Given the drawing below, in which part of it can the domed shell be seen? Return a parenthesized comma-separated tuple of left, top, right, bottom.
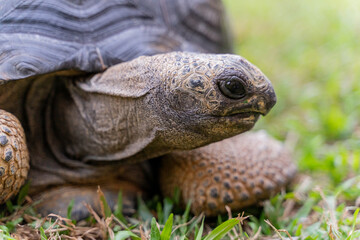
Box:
(0, 0, 231, 82)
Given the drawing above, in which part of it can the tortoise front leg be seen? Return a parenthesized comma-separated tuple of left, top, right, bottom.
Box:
(0, 110, 29, 203)
(33, 182, 145, 220)
(31, 162, 152, 220)
(159, 131, 296, 216)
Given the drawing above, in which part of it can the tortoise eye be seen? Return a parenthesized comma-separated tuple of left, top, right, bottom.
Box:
(219, 76, 246, 99)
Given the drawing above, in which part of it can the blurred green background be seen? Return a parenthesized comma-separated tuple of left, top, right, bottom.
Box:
(2, 2, 360, 239)
(224, 0, 360, 185)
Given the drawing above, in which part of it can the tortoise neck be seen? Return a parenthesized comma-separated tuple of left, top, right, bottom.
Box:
(51, 78, 161, 163)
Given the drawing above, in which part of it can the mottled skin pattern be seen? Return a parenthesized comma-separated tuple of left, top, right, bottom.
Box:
(0, 110, 29, 202)
(0, 52, 282, 218)
(53, 52, 275, 165)
(0, 0, 295, 219)
(160, 132, 296, 216)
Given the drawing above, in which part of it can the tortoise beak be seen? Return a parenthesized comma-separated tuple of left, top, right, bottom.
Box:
(260, 87, 277, 116)
(253, 85, 277, 116)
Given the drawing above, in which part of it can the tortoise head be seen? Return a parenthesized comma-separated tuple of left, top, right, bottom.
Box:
(53, 52, 276, 162)
(151, 52, 276, 148)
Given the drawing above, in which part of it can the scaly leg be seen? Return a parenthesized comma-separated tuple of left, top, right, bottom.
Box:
(34, 181, 145, 220)
(0, 110, 29, 203)
(159, 131, 296, 216)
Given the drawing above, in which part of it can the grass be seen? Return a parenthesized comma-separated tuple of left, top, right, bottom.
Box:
(222, 0, 360, 238)
(1, 0, 360, 239)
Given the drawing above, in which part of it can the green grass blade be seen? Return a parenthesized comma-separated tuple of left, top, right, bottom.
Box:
(173, 187, 180, 206)
(203, 218, 240, 240)
(194, 218, 204, 240)
(1, 235, 16, 240)
(67, 199, 74, 219)
(295, 224, 303, 236)
(0, 225, 16, 240)
(182, 200, 191, 221)
(5, 218, 23, 233)
(348, 230, 360, 239)
(157, 202, 164, 224)
(179, 200, 192, 235)
(163, 198, 174, 224)
(346, 208, 360, 240)
(351, 208, 359, 233)
(17, 181, 30, 205)
(138, 196, 154, 221)
(151, 217, 161, 240)
(114, 230, 141, 240)
(294, 198, 316, 219)
(98, 190, 112, 218)
(5, 201, 14, 213)
(39, 227, 47, 240)
(114, 191, 127, 224)
(160, 213, 173, 240)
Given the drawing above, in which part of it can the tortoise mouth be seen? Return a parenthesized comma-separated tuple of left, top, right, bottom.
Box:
(199, 112, 261, 136)
(211, 111, 261, 127)
(209, 100, 269, 118)
(224, 112, 260, 123)
(210, 108, 263, 118)
(224, 107, 268, 117)
(227, 111, 259, 118)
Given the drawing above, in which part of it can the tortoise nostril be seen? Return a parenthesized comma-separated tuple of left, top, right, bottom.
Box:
(256, 100, 267, 115)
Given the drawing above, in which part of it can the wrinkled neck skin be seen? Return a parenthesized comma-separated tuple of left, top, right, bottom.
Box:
(51, 52, 275, 165)
(51, 58, 203, 164)
(52, 76, 160, 164)
(52, 80, 221, 165)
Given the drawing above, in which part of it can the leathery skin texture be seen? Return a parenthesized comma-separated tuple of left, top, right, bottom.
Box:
(0, 0, 295, 219)
(51, 52, 276, 165)
(0, 110, 29, 203)
(0, 51, 289, 218)
(159, 131, 296, 216)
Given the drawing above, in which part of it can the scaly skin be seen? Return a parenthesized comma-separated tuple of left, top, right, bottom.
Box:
(0, 110, 29, 203)
(0, 52, 289, 218)
(52, 52, 276, 165)
(0, 0, 292, 220)
(159, 132, 296, 216)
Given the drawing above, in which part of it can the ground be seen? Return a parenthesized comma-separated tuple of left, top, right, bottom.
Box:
(1, 0, 360, 239)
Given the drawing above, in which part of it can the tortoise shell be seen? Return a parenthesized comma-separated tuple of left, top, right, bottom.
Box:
(0, 0, 231, 82)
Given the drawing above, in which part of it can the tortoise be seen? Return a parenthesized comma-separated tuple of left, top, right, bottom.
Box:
(0, 0, 296, 219)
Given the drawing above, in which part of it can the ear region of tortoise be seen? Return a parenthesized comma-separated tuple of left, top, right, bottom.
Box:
(159, 131, 296, 216)
(0, 110, 29, 203)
